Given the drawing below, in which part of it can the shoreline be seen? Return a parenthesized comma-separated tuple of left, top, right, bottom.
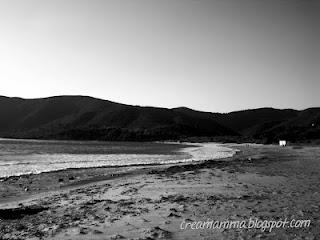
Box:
(0, 141, 236, 179)
(0, 144, 240, 206)
(1, 143, 319, 239)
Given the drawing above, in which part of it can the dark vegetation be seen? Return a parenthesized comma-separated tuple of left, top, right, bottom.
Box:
(0, 95, 319, 143)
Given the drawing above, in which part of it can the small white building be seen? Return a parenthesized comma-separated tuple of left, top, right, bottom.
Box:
(279, 140, 287, 147)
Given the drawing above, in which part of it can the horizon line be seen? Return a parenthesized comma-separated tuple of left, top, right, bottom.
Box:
(0, 94, 318, 114)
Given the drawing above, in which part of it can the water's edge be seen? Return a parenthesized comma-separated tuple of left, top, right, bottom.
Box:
(0, 141, 238, 179)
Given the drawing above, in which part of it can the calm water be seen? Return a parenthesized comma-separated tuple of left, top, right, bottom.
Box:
(0, 138, 236, 178)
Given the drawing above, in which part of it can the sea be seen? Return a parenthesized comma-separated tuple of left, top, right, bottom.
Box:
(0, 138, 237, 178)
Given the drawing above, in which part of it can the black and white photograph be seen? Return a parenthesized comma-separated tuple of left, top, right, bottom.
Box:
(0, 0, 320, 239)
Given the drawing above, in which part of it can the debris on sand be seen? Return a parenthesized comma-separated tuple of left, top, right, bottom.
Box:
(0, 205, 49, 220)
(167, 212, 181, 218)
(110, 234, 125, 239)
(141, 226, 171, 239)
(93, 229, 103, 234)
(79, 227, 90, 235)
(69, 176, 75, 181)
(159, 194, 195, 203)
(170, 204, 186, 213)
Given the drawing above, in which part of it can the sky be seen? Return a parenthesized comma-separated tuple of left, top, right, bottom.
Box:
(0, 0, 319, 113)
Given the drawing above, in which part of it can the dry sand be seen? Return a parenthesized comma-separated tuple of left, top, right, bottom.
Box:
(0, 144, 320, 239)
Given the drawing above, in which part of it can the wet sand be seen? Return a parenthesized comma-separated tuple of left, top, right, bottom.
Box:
(0, 144, 320, 239)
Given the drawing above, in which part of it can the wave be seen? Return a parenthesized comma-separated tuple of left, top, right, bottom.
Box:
(0, 143, 237, 178)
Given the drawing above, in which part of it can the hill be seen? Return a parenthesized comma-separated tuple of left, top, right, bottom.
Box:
(151, 106, 320, 143)
(249, 108, 320, 143)
(0, 96, 319, 142)
(0, 96, 236, 141)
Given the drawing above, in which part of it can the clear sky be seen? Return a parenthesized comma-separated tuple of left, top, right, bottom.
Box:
(0, 0, 319, 113)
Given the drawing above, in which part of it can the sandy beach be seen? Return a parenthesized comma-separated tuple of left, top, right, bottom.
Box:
(1, 143, 320, 240)
(1, 0, 319, 238)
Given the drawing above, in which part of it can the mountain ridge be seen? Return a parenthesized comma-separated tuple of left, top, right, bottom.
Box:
(0, 95, 319, 142)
